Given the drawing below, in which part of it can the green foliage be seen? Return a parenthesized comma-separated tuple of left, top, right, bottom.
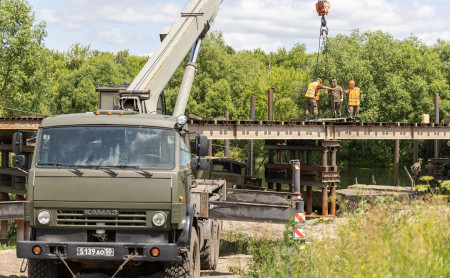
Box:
(0, 0, 50, 116)
(244, 199, 450, 278)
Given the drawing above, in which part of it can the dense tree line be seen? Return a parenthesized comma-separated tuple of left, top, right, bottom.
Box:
(1, 0, 449, 166)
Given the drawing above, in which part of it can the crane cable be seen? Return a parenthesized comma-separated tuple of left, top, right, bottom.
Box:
(313, 1, 333, 80)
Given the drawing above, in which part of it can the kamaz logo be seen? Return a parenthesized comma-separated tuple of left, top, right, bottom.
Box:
(83, 209, 119, 217)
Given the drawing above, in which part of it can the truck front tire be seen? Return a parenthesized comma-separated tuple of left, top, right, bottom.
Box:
(28, 259, 57, 278)
(164, 227, 200, 277)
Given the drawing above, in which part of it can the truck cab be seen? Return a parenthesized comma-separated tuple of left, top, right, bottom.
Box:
(16, 111, 222, 277)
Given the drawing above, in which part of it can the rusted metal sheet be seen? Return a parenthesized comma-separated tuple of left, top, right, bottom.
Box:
(226, 188, 292, 206)
(208, 200, 294, 223)
(0, 201, 24, 220)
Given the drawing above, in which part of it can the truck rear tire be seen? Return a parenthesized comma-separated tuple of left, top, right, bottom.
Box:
(28, 259, 57, 278)
(200, 220, 220, 270)
(164, 227, 200, 277)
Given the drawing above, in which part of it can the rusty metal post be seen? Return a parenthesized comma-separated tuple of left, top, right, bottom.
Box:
(306, 186, 313, 215)
(413, 140, 418, 164)
(322, 187, 328, 216)
(224, 111, 230, 157)
(247, 96, 256, 176)
(330, 183, 336, 216)
(394, 139, 400, 186)
(268, 88, 274, 121)
(331, 148, 337, 168)
(434, 93, 439, 158)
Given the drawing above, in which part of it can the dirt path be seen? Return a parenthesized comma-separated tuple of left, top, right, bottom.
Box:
(0, 219, 342, 277)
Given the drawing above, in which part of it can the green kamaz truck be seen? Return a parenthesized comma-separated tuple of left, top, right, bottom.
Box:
(15, 1, 225, 277)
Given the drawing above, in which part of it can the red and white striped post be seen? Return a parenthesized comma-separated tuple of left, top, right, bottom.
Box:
(291, 160, 305, 240)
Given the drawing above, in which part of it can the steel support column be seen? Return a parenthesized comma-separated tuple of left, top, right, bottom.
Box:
(394, 139, 400, 186)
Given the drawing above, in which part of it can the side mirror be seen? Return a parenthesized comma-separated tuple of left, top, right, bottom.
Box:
(12, 155, 26, 168)
(191, 158, 209, 171)
(13, 132, 24, 154)
(195, 135, 209, 157)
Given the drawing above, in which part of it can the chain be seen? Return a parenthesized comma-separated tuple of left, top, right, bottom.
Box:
(111, 252, 139, 278)
(56, 251, 77, 278)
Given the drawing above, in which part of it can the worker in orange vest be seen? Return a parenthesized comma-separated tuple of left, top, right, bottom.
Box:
(345, 80, 363, 121)
(304, 78, 323, 121)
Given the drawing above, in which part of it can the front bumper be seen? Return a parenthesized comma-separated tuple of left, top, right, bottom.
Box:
(17, 241, 179, 262)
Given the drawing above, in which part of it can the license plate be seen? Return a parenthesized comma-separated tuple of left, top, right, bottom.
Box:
(76, 247, 114, 257)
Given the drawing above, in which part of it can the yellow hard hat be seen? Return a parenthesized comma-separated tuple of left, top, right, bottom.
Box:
(349, 80, 355, 86)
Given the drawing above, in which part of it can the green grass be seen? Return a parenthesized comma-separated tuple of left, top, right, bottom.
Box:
(243, 197, 450, 278)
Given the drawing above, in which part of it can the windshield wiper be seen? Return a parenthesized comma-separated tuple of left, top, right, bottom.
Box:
(136, 169, 153, 178)
(39, 163, 85, 176)
(97, 167, 118, 177)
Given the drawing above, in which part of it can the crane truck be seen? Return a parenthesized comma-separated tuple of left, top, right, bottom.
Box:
(15, 0, 225, 277)
(14, 0, 308, 276)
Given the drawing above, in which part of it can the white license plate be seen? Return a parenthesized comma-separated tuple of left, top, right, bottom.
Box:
(76, 247, 114, 257)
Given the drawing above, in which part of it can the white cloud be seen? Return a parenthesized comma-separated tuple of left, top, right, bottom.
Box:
(38, 0, 182, 31)
(90, 28, 149, 45)
(223, 32, 283, 52)
(40, 9, 60, 24)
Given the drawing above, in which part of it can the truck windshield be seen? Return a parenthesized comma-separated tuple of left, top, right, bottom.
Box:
(37, 126, 175, 169)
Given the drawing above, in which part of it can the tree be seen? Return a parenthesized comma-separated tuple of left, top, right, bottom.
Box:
(0, 0, 50, 115)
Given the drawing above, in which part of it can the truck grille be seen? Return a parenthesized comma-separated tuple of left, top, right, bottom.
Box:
(56, 210, 147, 227)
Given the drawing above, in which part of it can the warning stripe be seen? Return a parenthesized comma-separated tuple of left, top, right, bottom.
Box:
(292, 195, 302, 200)
(295, 212, 306, 222)
(295, 164, 300, 169)
(294, 228, 305, 239)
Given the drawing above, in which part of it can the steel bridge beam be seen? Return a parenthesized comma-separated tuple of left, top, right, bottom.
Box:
(189, 121, 450, 140)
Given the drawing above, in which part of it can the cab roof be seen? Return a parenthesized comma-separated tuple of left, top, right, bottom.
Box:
(40, 112, 179, 129)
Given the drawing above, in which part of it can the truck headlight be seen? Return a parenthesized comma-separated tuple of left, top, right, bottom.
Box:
(152, 212, 166, 227)
(37, 210, 51, 225)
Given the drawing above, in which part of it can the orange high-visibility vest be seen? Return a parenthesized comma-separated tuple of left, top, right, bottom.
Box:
(348, 87, 361, 106)
(305, 81, 321, 99)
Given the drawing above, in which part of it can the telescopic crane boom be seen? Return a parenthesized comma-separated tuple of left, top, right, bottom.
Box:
(125, 0, 222, 115)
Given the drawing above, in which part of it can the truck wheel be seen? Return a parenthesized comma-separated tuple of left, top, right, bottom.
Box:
(200, 220, 220, 270)
(28, 259, 57, 278)
(164, 227, 200, 277)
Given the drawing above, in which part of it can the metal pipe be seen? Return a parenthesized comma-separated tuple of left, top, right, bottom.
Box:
(292, 160, 301, 195)
(322, 187, 328, 216)
(172, 62, 198, 116)
(268, 88, 274, 121)
(394, 139, 400, 186)
(190, 39, 202, 63)
(434, 93, 439, 158)
(208, 139, 213, 156)
(224, 111, 229, 157)
(173, 39, 202, 117)
(247, 96, 256, 175)
(330, 183, 336, 216)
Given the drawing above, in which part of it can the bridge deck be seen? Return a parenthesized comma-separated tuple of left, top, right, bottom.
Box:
(189, 120, 450, 140)
(0, 117, 448, 140)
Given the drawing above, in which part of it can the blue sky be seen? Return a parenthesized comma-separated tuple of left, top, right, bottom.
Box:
(29, 0, 450, 55)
